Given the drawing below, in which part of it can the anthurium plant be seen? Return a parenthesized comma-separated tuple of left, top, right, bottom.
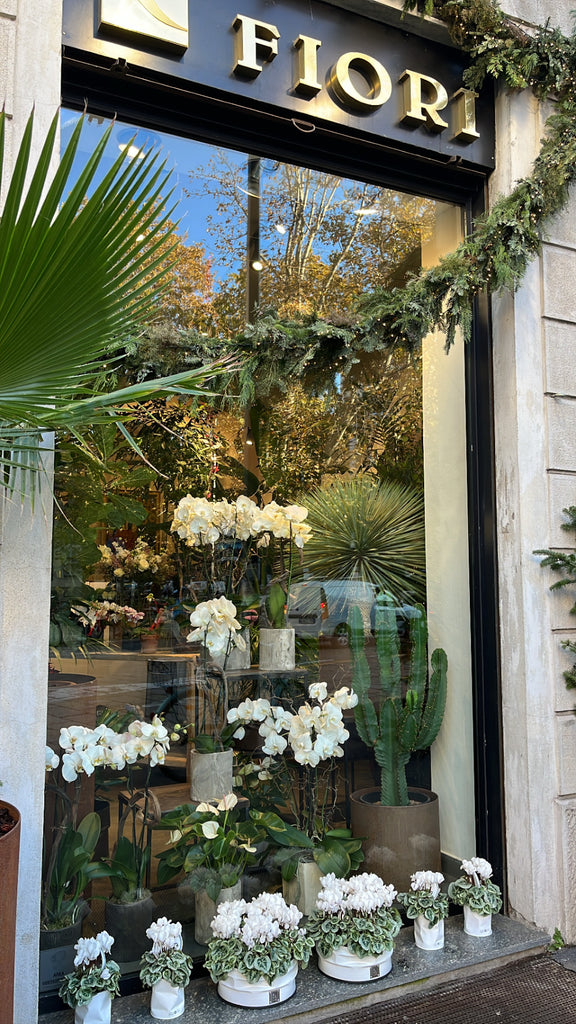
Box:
(156, 793, 266, 900)
(306, 873, 402, 958)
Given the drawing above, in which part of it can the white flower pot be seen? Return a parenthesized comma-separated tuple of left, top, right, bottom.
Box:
(189, 748, 234, 803)
(217, 962, 297, 1006)
(282, 860, 322, 916)
(259, 628, 295, 671)
(463, 905, 492, 936)
(74, 991, 112, 1024)
(194, 880, 242, 945)
(150, 979, 185, 1019)
(317, 945, 392, 982)
(414, 915, 445, 950)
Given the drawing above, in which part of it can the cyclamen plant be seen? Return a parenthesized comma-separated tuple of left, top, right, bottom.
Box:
(397, 870, 449, 927)
(306, 873, 402, 958)
(59, 931, 120, 1008)
(448, 857, 503, 917)
(204, 893, 315, 985)
(139, 917, 193, 990)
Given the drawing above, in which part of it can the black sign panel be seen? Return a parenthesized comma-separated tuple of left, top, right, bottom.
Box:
(62, 0, 494, 170)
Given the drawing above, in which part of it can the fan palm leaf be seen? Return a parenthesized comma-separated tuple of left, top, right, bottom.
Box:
(0, 108, 230, 493)
(303, 475, 426, 603)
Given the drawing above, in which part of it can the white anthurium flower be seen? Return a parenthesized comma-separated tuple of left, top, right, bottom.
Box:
(217, 793, 238, 811)
(196, 800, 218, 813)
(201, 820, 220, 839)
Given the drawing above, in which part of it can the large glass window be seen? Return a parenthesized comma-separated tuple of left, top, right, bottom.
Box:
(44, 110, 473, 979)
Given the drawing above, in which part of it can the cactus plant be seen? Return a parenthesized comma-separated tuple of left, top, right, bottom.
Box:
(349, 594, 447, 806)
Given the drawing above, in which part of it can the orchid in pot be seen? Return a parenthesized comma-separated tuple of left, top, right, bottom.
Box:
(448, 857, 502, 936)
(204, 892, 314, 1006)
(59, 931, 120, 1024)
(397, 870, 449, 950)
(139, 917, 193, 1020)
(228, 683, 363, 913)
(156, 792, 267, 945)
(306, 872, 402, 982)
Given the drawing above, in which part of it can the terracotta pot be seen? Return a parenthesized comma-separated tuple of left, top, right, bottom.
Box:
(350, 787, 440, 892)
(140, 634, 159, 654)
(0, 801, 20, 1024)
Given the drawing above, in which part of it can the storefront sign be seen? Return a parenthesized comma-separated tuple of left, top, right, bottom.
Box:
(62, 0, 494, 168)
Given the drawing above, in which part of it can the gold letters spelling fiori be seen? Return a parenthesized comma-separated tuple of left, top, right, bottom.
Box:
(232, 15, 480, 141)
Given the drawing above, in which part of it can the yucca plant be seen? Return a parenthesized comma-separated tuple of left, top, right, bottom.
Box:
(303, 475, 425, 603)
(0, 108, 228, 496)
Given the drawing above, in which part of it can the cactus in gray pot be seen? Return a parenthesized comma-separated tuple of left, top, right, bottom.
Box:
(349, 593, 447, 806)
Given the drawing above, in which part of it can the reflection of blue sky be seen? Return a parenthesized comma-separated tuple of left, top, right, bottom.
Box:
(60, 108, 243, 266)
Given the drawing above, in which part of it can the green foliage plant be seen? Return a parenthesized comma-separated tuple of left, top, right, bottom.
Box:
(534, 506, 576, 691)
(350, 594, 448, 805)
(156, 793, 266, 900)
(252, 809, 364, 882)
(303, 476, 425, 603)
(306, 873, 402, 958)
(42, 811, 110, 929)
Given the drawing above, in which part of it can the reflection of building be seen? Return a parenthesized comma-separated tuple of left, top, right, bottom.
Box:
(3, 1, 576, 1020)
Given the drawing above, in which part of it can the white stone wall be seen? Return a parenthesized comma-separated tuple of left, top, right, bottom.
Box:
(0, 2, 62, 1022)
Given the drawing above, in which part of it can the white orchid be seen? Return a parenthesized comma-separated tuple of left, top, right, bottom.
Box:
(45, 746, 59, 771)
(187, 595, 246, 656)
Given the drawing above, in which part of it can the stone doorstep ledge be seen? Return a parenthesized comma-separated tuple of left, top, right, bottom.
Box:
(39, 914, 549, 1024)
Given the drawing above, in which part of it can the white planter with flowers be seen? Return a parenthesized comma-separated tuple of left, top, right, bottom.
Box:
(59, 932, 120, 1024)
(307, 873, 401, 983)
(397, 870, 449, 951)
(204, 892, 314, 1007)
(139, 917, 192, 1020)
(448, 858, 502, 937)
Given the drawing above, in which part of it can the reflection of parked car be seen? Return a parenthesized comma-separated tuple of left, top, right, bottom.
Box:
(287, 580, 418, 643)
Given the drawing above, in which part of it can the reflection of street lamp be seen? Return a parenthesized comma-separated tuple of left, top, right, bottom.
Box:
(246, 156, 261, 322)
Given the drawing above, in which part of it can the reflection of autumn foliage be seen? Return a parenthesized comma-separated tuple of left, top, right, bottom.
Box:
(257, 351, 423, 500)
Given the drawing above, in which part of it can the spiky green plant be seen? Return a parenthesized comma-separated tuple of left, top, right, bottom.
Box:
(0, 108, 229, 496)
(303, 476, 425, 603)
(350, 594, 447, 805)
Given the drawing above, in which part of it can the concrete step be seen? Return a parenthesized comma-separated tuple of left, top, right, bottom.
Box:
(39, 914, 549, 1024)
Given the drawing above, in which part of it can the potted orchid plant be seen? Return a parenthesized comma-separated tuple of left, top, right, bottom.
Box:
(227, 683, 363, 913)
(59, 931, 120, 1024)
(156, 792, 266, 945)
(397, 870, 449, 949)
(204, 892, 314, 1006)
(448, 857, 502, 936)
(306, 872, 402, 982)
(139, 917, 193, 1020)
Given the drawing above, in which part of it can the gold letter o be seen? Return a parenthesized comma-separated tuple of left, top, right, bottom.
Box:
(328, 52, 392, 111)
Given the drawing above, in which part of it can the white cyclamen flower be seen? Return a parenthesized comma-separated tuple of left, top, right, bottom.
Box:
(461, 857, 493, 884)
(410, 870, 444, 897)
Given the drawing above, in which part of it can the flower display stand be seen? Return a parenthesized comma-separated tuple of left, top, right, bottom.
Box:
(317, 946, 392, 982)
(217, 962, 298, 1006)
(414, 916, 445, 950)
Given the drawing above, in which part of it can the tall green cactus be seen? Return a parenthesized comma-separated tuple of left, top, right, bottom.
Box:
(350, 594, 447, 806)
